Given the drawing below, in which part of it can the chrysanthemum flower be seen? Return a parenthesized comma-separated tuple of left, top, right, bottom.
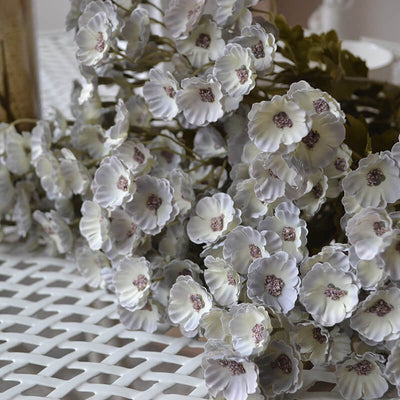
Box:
(202, 346, 258, 400)
(125, 174, 177, 235)
(288, 80, 345, 122)
(346, 207, 392, 260)
(350, 286, 400, 342)
(176, 16, 224, 68)
(143, 68, 179, 120)
(113, 256, 151, 311)
(300, 262, 360, 326)
(336, 353, 388, 400)
(248, 95, 309, 153)
(200, 309, 231, 341)
(229, 303, 272, 357)
(76, 11, 111, 66)
(257, 340, 303, 396)
(176, 76, 224, 126)
(294, 111, 346, 172)
(164, 0, 205, 39)
(247, 251, 300, 314)
(343, 152, 400, 208)
(92, 156, 135, 210)
(214, 43, 256, 97)
(204, 256, 240, 306)
(259, 201, 307, 262)
(79, 200, 110, 251)
(232, 23, 276, 73)
(324, 143, 352, 179)
(168, 275, 212, 334)
(187, 192, 241, 244)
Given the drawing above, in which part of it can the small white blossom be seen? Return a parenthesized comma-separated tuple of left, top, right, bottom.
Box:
(200, 309, 231, 341)
(168, 275, 212, 334)
(0, 165, 15, 217)
(300, 262, 360, 326)
(60, 148, 91, 195)
(71, 124, 109, 159)
(194, 126, 227, 159)
(118, 301, 161, 333)
(247, 251, 300, 314)
(381, 229, 400, 280)
(187, 192, 241, 244)
(176, 76, 224, 126)
(76, 245, 109, 288)
(5, 127, 30, 175)
(384, 340, 400, 388)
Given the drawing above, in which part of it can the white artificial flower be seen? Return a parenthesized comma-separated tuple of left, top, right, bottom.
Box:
(5, 127, 30, 175)
(159, 223, 189, 260)
(168, 169, 195, 218)
(294, 111, 345, 172)
(232, 24, 276, 73)
(202, 347, 258, 400)
(233, 178, 269, 224)
(214, 43, 256, 97)
(176, 76, 224, 126)
(248, 95, 309, 153)
(149, 130, 184, 178)
(125, 95, 152, 128)
(176, 16, 224, 68)
(343, 152, 400, 208)
(78, 0, 119, 33)
(187, 192, 240, 244)
(291, 321, 330, 365)
(59, 148, 91, 195)
(76, 11, 111, 66)
(0, 165, 15, 217)
(92, 156, 135, 210)
(257, 340, 303, 396)
(104, 99, 129, 149)
(350, 286, 400, 342)
(118, 301, 161, 333)
(34, 152, 71, 200)
(288, 80, 345, 122)
(79, 200, 110, 251)
(346, 207, 392, 260)
(229, 304, 272, 357)
(295, 170, 328, 217)
(71, 124, 109, 159)
(76, 245, 109, 288)
(328, 326, 351, 364)
(12, 182, 32, 238)
(258, 201, 307, 262)
(143, 68, 179, 120)
(215, 0, 257, 29)
(336, 353, 388, 400)
(164, 0, 205, 39)
(324, 143, 352, 179)
(247, 251, 300, 314)
(113, 140, 154, 178)
(300, 244, 350, 276)
(194, 126, 227, 159)
(381, 229, 400, 280)
(223, 226, 268, 274)
(384, 340, 400, 388)
(125, 174, 177, 235)
(168, 275, 212, 334)
(204, 256, 240, 306)
(113, 256, 151, 311)
(30, 121, 52, 164)
(121, 7, 150, 60)
(33, 210, 73, 254)
(200, 309, 231, 341)
(299, 262, 360, 326)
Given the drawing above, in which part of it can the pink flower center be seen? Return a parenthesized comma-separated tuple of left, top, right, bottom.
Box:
(190, 294, 205, 311)
(312, 183, 323, 199)
(252, 323, 265, 345)
(313, 98, 330, 113)
(324, 283, 347, 300)
(312, 327, 327, 344)
(210, 214, 224, 232)
(127, 223, 137, 238)
(218, 359, 246, 375)
(226, 272, 236, 286)
(163, 86, 176, 98)
(367, 298, 394, 317)
(199, 87, 215, 103)
(334, 157, 347, 171)
(282, 226, 296, 241)
(195, 33, 211, 49)
(146, 194, 162, 211)
(249, 244, 262, 258)
(236, 65, 249, 84)
(373, 221, 387, 237)
(251, 40, 265, 59)
(117, 175, 129, 191)
(95, 32, 106, 53)
(271, 354, 292, 374)
(346, 360, 372, 375)
(265, 274, 285, 296)
(273, 111, 293, 129)
(133, 274, 148, 291)
(134, 147, 145, 164)
(366, 168, 386, 186)
(302, 129, 320, 149)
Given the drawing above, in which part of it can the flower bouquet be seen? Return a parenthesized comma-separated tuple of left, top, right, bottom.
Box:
(2, 0, 400, 398)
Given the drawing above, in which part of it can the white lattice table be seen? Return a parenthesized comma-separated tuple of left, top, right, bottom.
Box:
(0, 244, 208, 399)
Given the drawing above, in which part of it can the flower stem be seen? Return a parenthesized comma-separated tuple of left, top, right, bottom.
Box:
(191, 62, 214, 77)
(143, 0, 165, 15)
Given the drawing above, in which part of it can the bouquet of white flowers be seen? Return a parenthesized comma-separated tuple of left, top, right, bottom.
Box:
(2, 0, 400, 398)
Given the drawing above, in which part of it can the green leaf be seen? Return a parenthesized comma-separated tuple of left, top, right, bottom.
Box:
(371, 129, 399, 153)
(345, 114, 369, 158)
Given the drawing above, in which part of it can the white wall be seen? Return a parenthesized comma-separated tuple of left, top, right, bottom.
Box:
(33, 0, 71, 32)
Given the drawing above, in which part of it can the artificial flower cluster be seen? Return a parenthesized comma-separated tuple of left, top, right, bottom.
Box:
(1, 0, 400, 398)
